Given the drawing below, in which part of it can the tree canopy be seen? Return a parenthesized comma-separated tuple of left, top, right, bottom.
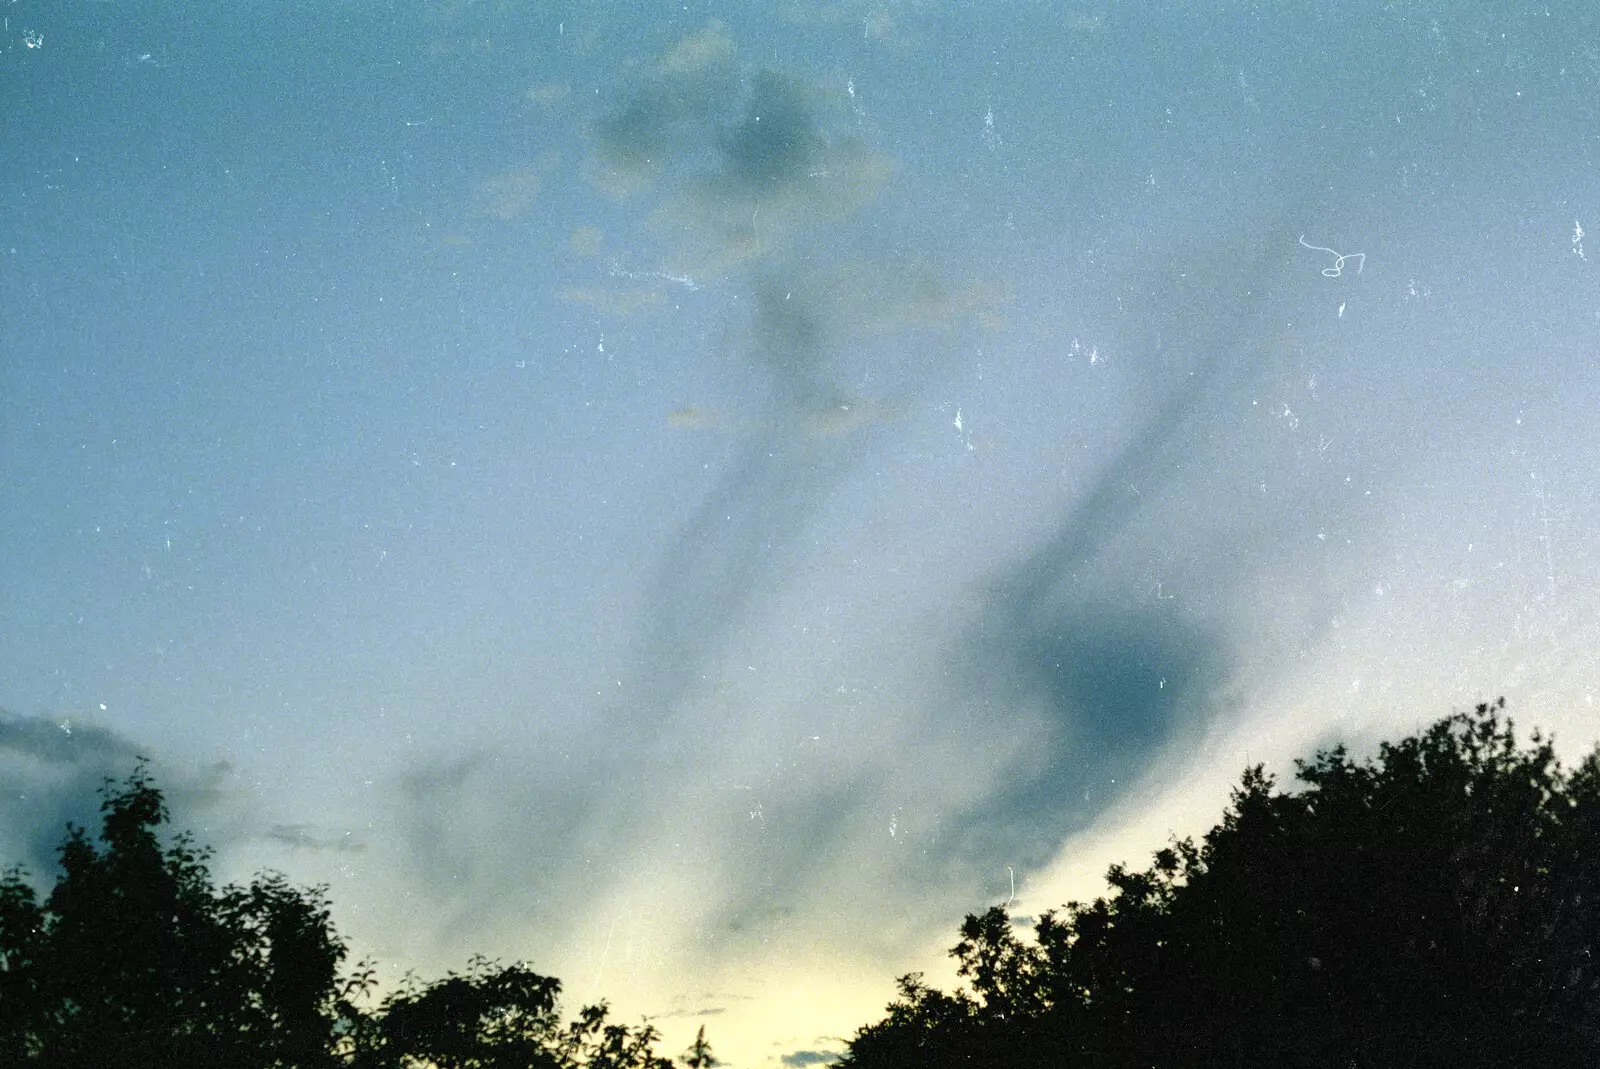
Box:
(842, 700, 1600, 1069)
(0, 763, 693, 1069)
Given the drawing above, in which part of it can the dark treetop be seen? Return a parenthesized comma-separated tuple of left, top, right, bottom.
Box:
(842, 700, 1600, 1069)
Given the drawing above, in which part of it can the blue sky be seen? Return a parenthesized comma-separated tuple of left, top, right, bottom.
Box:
(5, 2, 1600, 1064)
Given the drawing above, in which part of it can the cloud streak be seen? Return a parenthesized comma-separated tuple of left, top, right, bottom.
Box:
(385, 22, 1363, 1012)
(386, 21, 991, 969)
(936, 235, 1301, 875)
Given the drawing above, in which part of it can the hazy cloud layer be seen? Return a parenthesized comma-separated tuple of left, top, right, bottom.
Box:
(367, 13, 1593, 1053)
(473, 163, 544, 221)
(389, 21, 996, 964)
(382, 19, 1350, 976)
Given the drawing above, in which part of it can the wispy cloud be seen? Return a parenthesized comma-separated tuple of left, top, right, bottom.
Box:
(651, 1006, 726, 1020)
(264, 823, 366, 853)
(933, 236, 1297, 873)
(382, 23, 1363, 1014)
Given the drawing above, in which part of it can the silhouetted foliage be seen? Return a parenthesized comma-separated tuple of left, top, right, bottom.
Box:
(0, 765, 699, 1069)
(0, 763, 358, 1069)
(680, 1024, 717, 1068)
(346, 956, 675, 1069)
(842, 700, 1600, 1069)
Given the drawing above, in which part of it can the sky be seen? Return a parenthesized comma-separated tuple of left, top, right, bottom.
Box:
(5, 1, 1600, 1064)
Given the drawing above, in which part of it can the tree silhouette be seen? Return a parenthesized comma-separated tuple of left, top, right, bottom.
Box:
(0, 763, 359, 1068)
(842, 700, 1600, 1068)
(0, 765, 703, 1069)
(680, 1024, 717, 1068)
(345, 955, 676, 1069)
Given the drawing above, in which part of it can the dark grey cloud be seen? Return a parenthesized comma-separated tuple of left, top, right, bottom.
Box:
(650, 1005, 726, 1020)
(0, 711, 144, 767)
(393, 752, 498, 899)
(0, 712, 150, 879)
(621, 276, 889, 736)
(589, 22, 890, 276)
(719, 70, 822, 191)
(930, 220, 1340, 882)
(611, 250, 1002, 759)
(781, 1050, 842, 1067)
(0, 714, 306, 895)
(265, 823, 366, 853)
(591, 21, 740, 195)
